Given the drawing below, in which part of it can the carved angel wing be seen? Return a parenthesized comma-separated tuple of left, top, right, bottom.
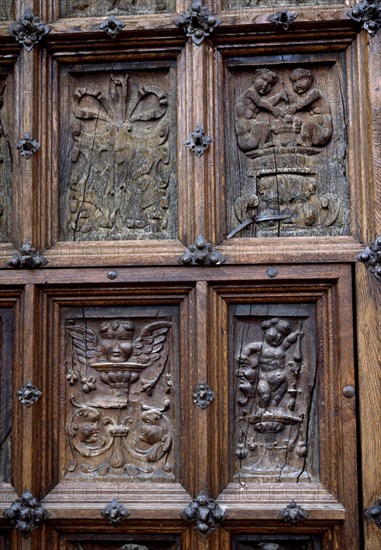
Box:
(130, 321, 171, 367)
(66, 323, 99, 367)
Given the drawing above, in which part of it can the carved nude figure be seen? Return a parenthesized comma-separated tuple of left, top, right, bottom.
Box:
(286, 68, 333, 147)
(238, 318, 301, 409)
(235, 68, 288, 152)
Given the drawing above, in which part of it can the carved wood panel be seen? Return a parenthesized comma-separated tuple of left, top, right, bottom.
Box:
(0, 533, 11, 550)
(0, 72, 13, 244)
(0, 309, 12, 484)
(60, 0, 176, 17)
(223, 0, 343, 8)
(65, 534, 180, 550)
(61, 305, 178, 481)
(0, 2, 13, 20)
(59, 63, 177, 242)
(225, 57, 350, 238)
(232, 535, 321, 550)
(230, 304, 318, 482)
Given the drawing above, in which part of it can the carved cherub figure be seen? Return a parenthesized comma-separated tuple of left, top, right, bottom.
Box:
(235, 68, 288, 152)
(238, 318, 302, 409)
(285, 68, 333, 147)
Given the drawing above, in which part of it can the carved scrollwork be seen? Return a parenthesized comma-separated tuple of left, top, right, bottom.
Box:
(176, 2, 221, 45)
(8, 242, 47, 269)
(101, 499, 130, 526)
(357, 235, 381, 282)
(64, 316, 175, 480)
(99, 16, 125, 38)
(193, 382, 215, 409)
(8, 9, 50, 51)
(348, 0, 381, 35)
(280, 500, 308, 525)
(179, 235, 225, 266)
(17, 133, 40, 159)
(181, 492, 227, 537)
(3, 491, 50, 537)
(185, 125, 212, 157)
(268, 10, 297, 30)
(17, 381, 42, 408)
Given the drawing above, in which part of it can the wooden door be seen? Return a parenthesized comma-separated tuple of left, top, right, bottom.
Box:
(0, 1, 380, 549)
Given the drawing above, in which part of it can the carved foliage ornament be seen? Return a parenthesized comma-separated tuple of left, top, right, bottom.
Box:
(357, 235, 381, 281)
(179, 235, 225, 266)
(17, 381, 42, 408)
(185, 125, 212, 157)
(99, 16, 126, 38)
(17, 133, 41, 159)
(3, 491, 50, 537)
(364, 498, 381, 529)
(181, 492, 227, 537)
(101, 499, 130, 526)
(176, 2, 221, 45)
(8, 242, 47, 269)
(8, 9, 50, 51)
(348, 0, 381, 35)
(268, 10, 297, 30)
(280, 500, 308, 525)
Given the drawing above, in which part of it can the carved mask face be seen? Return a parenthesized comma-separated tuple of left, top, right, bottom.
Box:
(98, 321, 135, 363)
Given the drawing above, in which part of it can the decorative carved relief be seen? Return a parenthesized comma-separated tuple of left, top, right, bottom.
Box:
(268, 10, 297, 30)
(63, 310, 177, 480)
(227, 63, 350, 237)
(17, 133, 41, 158)
(181, 492, 227, 537)
(280, 500, 308, 525)
(8, 242, 47, 268)
(8, 9, 50, 51)
(357, 235, 381, 281)
(17, 381, 42, 408)
(0, 2, 14, 20)
(99, 16, 125, 38)
(179, 235, 225, 265)
(0, 309, 13, 483)
(193, 382, 215, 409)
(224, 0, 342, 7)
(61, 0, 175, 17)
(348, 0, 381, 36)
(0, 77, 13, 243)
(232, 306, 318, 482)
(176, 2, 221, 45)
(71, 539, 179, 550)
(101, 499, 130, 526)
(185, 125, 212, 157)
(3, 491, 50, 537)
(233, 535, 320, 550)
(60, 68, 177, 241)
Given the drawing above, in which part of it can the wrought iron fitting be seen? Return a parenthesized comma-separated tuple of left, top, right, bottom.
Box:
(8, 9, 50, 51)
(181, 491, 227, 537)
(185, 125, 212, 157)
(176, 2, 220, 45)
(357, 235, 381, 281)
(365, 498, 381, 528)
(101, 499, 130, 526)
(179, 236, 225, 266)
(8, 242, 47, 269)
(17, 133, 40, 159)
(268, 10, 297, 30)
(17, 381, 42, 408)
(280, 500, 308, 525)
(3, 491, 50, 537)
(348, 0, 381, 35)
(99, 16, 125, 38)
(193, 381, 215, 409)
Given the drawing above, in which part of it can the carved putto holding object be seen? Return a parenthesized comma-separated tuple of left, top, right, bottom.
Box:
(64, 315, 175, 480)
